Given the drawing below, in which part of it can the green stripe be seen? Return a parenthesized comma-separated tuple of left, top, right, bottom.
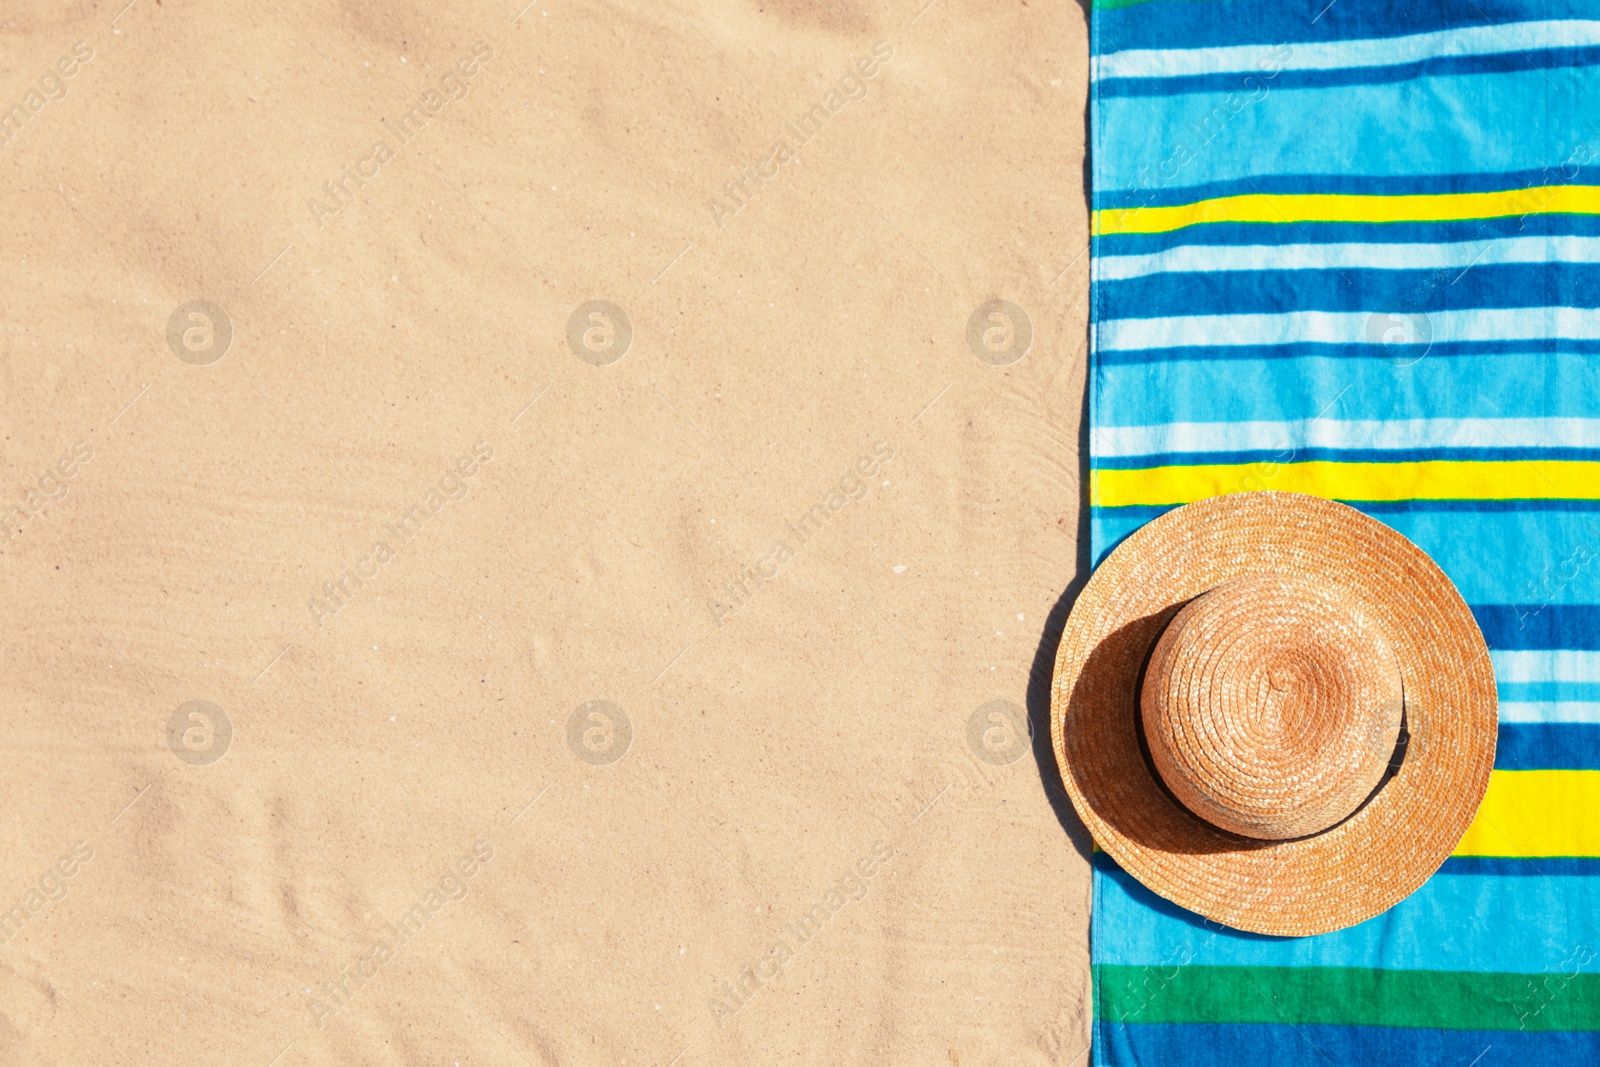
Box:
(1097, 964, 1600, 1031)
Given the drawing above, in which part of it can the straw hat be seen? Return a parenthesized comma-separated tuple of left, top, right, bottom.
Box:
(1050, 492, 1496, 936)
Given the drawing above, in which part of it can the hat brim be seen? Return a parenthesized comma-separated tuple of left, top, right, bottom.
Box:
(1051, 492, 1497, 936)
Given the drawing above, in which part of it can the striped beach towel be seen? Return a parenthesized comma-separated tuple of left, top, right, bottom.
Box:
(1087, 1, 1600, 1062)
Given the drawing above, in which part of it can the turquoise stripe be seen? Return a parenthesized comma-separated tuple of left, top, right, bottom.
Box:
(1094, 354, 1600, 426)
(1097, 66, 1600, 191)
(1092, 508, 1600, 606)
(1093, 863, 1600, 973)
(1372, 509, 1600, 606)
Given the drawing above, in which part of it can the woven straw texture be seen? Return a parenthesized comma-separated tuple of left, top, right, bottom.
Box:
(1051, 492, 1497, 936)
(1141, 573, 1405, 841)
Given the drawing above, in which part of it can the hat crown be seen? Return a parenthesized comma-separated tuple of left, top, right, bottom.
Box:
(1140, 574, 1404, 841)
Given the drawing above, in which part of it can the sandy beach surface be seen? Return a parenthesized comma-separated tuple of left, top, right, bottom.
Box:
(0, 1, 1091, 1063)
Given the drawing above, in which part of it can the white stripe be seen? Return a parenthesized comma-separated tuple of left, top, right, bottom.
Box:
(1095, 236, 1600, 282)
(1093, 19, 1600, 82)
(1492, 650, 1600, 684)
(1498, 701, 1600, 725)
(1094, 307, 1600, 350)
(1094, 418, 1600, 458)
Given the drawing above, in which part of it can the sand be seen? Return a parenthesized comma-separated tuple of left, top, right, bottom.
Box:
(0, 0, 1091, 1062)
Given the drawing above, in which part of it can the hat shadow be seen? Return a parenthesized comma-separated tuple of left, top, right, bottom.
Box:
(1077, 611, 1277, 857)
(1021, 366, 1278, 862)
(1025, 368, 1096, 864)
(1043, 601, 1413, 859)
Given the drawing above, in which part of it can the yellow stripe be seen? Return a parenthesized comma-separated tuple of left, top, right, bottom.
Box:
(1090, 460, 1600, 508)
(1085, 773, 1597, 857)
(1094, 185, 1600, 236)
(1456, 770, 1600, 857)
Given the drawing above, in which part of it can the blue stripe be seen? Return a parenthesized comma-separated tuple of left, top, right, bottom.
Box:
(1442, 856, 1600, 876)
(1476, 606, 1600, 651)
(1093, 213, 1600, 255)
(1095, 1021, 1600, 1067)
(1094, 448, 1600, 469)
(1094, 339, 1600, 366)
(1097, 68, 1600, 192)
(1098, 265, 1600, 322)
(1093, 858, 1600, 972)
(1098, 44, 1600, 98)
(1094, 0, 1600, 55)
(1499, 724, 1600, 769)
